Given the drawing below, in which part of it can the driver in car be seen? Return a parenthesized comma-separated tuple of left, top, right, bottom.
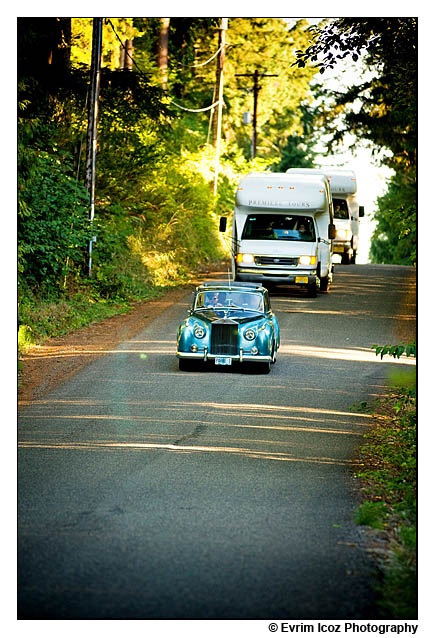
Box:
(206, 292, 226, 306)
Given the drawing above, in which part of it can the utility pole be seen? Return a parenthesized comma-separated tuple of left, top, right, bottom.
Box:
(235, 69, 278, 158)
(212, 18, 227, 147)
(212, 18, 227, 197)
(85, 17, 103, 277)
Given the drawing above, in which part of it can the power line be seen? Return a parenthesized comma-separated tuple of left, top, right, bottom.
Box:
(105, 19, 149, 79)
(105, 18, 223, 114)
(170, 99, 222, 113)
(177, 42, 226, 68)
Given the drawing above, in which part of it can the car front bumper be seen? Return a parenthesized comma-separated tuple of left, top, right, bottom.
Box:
(236, 267, 317, 286)
(332, 241, 352, 253)
(177, 348, 271, 363)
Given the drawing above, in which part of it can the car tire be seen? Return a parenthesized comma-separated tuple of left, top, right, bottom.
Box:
(179, 358, 196, 371)
(320, 275, 330, 292)
(308, 282, 317, 297)
(255, 361, 271, 374)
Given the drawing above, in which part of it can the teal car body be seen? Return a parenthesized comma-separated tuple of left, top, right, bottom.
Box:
(177, 281, 280, 373)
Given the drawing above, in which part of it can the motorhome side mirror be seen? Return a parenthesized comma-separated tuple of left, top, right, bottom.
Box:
(359, 206, 365, 217)
(219, 217, 227, 232)
(328, 223, 336, 240)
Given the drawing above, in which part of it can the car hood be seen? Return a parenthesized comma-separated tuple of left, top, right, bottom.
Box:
(192, 309, 265, 325)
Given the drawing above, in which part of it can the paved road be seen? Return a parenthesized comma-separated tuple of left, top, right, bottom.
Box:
(18, 264, 416, 620)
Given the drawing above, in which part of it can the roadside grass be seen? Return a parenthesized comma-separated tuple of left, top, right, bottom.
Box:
(18, 282, 177, 352)
(354, 369, 416, 619)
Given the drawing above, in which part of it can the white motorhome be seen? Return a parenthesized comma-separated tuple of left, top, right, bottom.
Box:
(219, 172, 336, 297)
(286, 168, 365, 263)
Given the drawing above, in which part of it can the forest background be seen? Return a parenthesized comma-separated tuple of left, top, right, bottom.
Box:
(17, 17, 416, 343)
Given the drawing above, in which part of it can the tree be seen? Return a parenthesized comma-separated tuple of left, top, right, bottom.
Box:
(222, 18, 318, 160)
(294, 18, 417, 170)
(369, 177, 416, 266)
(294, 18, 417, 265)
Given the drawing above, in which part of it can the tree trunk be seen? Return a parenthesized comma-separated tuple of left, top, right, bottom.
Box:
(158, 18, 170, 89)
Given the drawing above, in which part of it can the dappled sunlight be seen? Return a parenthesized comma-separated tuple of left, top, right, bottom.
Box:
(277, 308, 365, 316)
(280, 344, 415, 365)
(20, 398, 372, 423)
(125, 340, 174, 345)
(19, 413, 367, 432)
(172, 400, 372, 419)
(18, 439, 358, 465)
(19, 395, 374, 468)
(22, 346, 175, 361)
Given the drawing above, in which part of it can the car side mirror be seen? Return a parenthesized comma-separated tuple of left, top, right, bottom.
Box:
(359, 206, 365, 217)
(219, 217, 227, 232)
(328, 223, 336, 240)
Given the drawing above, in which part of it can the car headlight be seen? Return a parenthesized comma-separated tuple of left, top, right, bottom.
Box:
(237, 253, 255, 264)
(336, 229, 352, 240)
(244, 328, 256, 340)
(194, 324, 206, 338)
(298, 255, 317, 266)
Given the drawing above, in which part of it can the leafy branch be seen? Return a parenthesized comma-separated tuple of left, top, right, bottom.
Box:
(372, 341, 416, 360)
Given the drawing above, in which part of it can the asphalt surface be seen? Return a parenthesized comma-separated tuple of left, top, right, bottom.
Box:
(18, 264, 416, 620)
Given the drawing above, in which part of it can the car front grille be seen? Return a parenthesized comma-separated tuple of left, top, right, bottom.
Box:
(255, 256, 299, 266)
(210, 322, 239, 355)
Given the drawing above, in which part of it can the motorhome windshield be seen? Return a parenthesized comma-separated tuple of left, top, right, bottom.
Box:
(242, 215, 316, 242)
(333, 199, 349, 220)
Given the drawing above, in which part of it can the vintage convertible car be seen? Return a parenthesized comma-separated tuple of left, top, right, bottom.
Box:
(176, 281, 280, 373)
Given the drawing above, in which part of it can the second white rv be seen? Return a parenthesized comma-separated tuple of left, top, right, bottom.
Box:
(219, 172, 336, 297)
(286, 168, 365, 263)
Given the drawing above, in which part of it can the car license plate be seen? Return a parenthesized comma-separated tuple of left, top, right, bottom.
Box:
(215, 357, 232, 365)
(335, 246, 344, 252)
(295, 276, 309, 284)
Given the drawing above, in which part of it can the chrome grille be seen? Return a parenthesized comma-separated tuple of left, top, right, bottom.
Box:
(255, 256, 299, 266)
(210, 323, 239, 355)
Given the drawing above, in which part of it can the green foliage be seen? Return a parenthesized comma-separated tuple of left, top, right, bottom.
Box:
(223, 19, 319, 161)
(372, 341, 416, 360)
(379, 541, 417, 619)
(369, 176, 416, 266)
(16, 18, 338, 341)
(293, 18, 417, 266)
(355, 501, 389, 529)
(294, 18, 417, 170)
(272, 102, 321, 172)
(19, 288, 133, 344)
(18, 141, 91, 292)
(355, 378, 416, 618)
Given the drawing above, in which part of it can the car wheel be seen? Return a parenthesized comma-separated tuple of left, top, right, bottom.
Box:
(255, 361, 271, 374)
(271, 341, 277, 364)
(320, 275, 330, 292)
(308, 282, 317, 297)
(179, 358, 196, 371)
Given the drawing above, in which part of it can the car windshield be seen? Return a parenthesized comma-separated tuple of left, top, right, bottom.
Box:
(333, 198, 349, 220)
(195, 290, 264, 312)
(242, 214, 316, 241)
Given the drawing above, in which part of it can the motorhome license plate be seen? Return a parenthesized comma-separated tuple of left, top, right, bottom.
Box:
(215, 357, 232, 365)
(295, 276, 309, 284)
(336, 246, 344, 252)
